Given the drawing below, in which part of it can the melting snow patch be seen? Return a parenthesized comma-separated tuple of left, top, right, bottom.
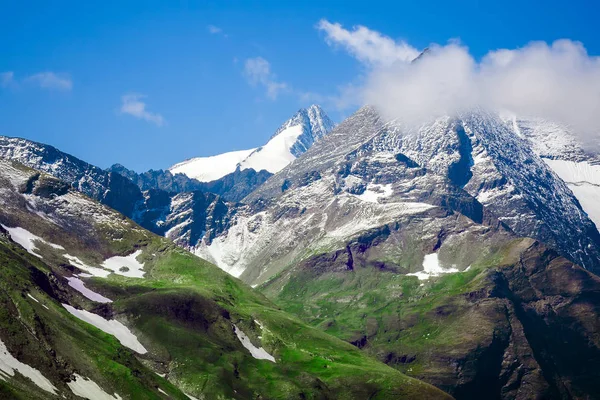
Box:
(62, 304, 147, 354)
(67, 374, 122, 400)
(67, 277, 112, 303)
(1, 225, 64, 259)
(101, 250, 146, 278)
(233, 325, 275, 363)
(26, 294, 39, 303)
(407, 253, 460, 281)
(185, 393, 200, 400)
(64, 254, 111, 278)
(158, 388, 168, 395)
(355, 183, 393, 203)
(0, 338, 57, 394)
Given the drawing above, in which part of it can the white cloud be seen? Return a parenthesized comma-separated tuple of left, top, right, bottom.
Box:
(363, 39, 600, 146)
(243, 57, 288, 100)
(26, 72, 72, 91)
(207, 25, 222, 34)
(316, 19, 419, 67)
(1, 71, 14, 88)
(120, 94, 166, 126)
(317, 21, 600, 148)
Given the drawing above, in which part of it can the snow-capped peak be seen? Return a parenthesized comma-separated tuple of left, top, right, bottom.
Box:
(168, 105, 334, 182)
(239, 105, 335, 174)
(169, 148, 256, 183)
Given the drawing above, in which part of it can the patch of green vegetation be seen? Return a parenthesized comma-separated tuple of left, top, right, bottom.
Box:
(261, 239, 527, 384)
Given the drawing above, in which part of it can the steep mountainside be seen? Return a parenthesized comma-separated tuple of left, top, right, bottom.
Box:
(193, 107, 600, 398)
(0, 158, 449, 399)
(516, 118, 600, 231)
(0, 136, 243, 252)
(0, 136, 143, 217)
(245, 108, 600, 274)
(262, 236, 600, 399)
(170, 105, 334, 181)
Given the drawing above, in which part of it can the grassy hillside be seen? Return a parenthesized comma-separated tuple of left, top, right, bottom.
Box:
(0, 159, 450, 399)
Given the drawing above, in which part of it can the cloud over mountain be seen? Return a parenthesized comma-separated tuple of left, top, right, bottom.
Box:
(319, 21, 600, 148)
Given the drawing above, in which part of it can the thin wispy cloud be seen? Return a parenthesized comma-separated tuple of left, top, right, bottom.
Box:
(243, 57, 288, 100)
(207, 24, 229, 38)
(316, 19, 419, 67)
(26, 72, 72, 91)
(120, 94, 166, 126)
(317, 20, 600, 147)
(1, 71, 15, 88)
(207, 25, 222, 34)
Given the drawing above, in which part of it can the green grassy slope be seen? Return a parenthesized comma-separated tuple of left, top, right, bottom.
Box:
(260, 237, 600, 398)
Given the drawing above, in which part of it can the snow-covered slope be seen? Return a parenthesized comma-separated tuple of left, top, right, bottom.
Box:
(517, 118, 600, 232)
(169, 148, 256, 182)
(169, 105, 334, 182)
(240, 107, 600, 276)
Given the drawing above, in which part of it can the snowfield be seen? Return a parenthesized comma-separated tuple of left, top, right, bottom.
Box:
(407, 253, 460, 280)
(233, 325, 275, 362)
(1, 224, 64, 259)
(170, 105, 334, 181)
(63, 304, 147, 354)
(0, 338, 58, 394)
(67, 374, 123, 400)
(169, 148, 256, 182)
(101, 250, 146, 278)
(544, 159, 600, 228)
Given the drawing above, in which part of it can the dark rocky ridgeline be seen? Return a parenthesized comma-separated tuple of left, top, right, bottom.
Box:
(0, 136, 243, 250)
(0, 136, 144, 217)
(109, 163, 273, 202)
(135, 189, 237, 248)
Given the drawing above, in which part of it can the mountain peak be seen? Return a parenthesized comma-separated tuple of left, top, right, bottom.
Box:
(170, 105, 335, 182)
(241, 105, 334, 171)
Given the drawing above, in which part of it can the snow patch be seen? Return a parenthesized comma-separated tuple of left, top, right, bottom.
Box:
(1, 224, 64, 259)
(26, 294, 39, 303)
(67, 277, 113, 303)
(407, 253, 460, 280)
(64, 254, 111, 278)
(67, 374, 122, 400)
(63, 304, 147, 354)
(233, 325, 275, 362)
(0, 338, 57, 394)
(355, 183, 393, 203)
(101, 250, 146, 278)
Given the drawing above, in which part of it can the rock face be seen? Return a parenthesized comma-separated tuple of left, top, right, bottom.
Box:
(109, 163, 273, 202)
(516, 118, 600, 232)
(0, 136, 143, 217)
(133, 189, 237, 249)
(243, 108, 600, 274)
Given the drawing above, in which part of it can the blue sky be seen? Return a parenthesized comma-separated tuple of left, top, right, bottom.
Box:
(1, 0, 598, 171)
